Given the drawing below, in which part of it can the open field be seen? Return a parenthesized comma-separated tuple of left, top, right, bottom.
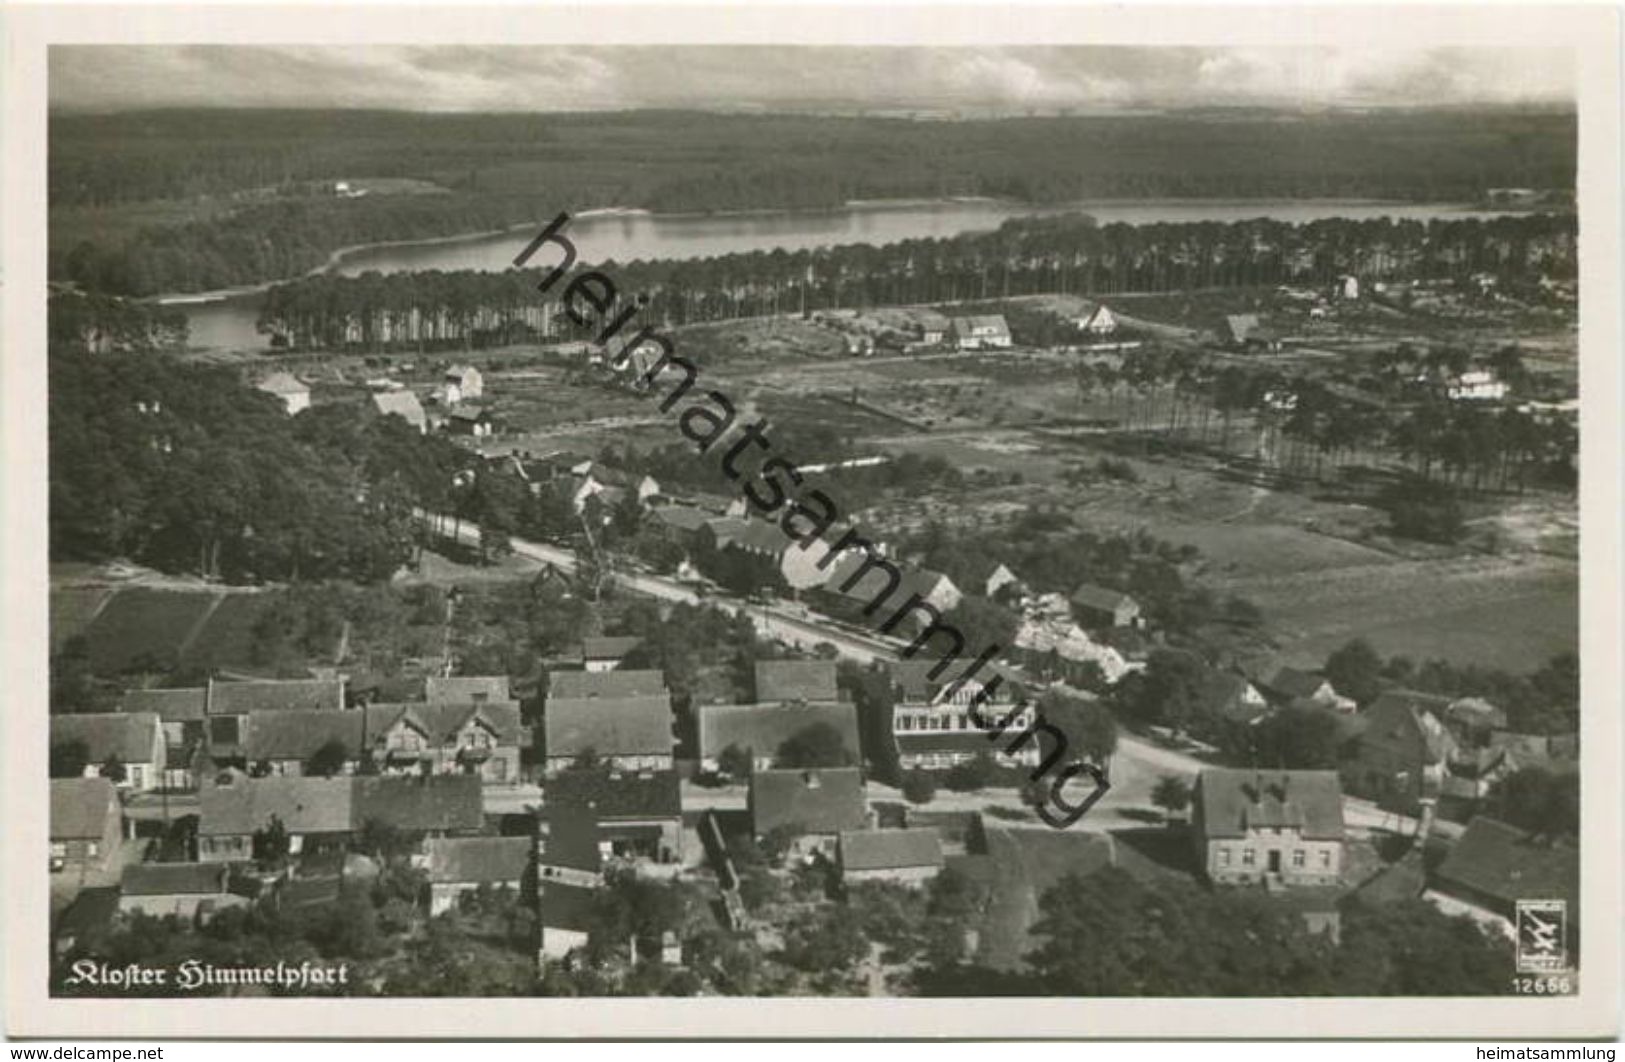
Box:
(1212, 553, 1578, 670)
(78, 587, 220, 673)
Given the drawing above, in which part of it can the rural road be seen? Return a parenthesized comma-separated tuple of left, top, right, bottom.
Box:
(419, 510, 1437, 840)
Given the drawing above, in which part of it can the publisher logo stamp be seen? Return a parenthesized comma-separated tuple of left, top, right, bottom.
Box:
(1515, 900, 1568, 973)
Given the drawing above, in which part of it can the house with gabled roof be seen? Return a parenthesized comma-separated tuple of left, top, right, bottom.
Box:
(1264, 668, 1357, 713)
(548, 668, 666, 701)
(425, 674, 511, 706)
(1192, 768, 1345, 888)
(1070, 584, 1143, 630)
(749, 767, 870, 860)
(443, 364, 483, 404)
(50, 777, 124, 876)
(948, 314, 1012, 350)
(352, 774, 484, 837)
(372, 390, 428, 433)
(256, 372, 310, 416)
(362, 700, 524, 783)
(1430, 817, 1578, 942)
(243, 710, 365, 777)
(1074, 304, 1119, 337)
(754, 659, 840, 705)
(51, 712, 166, 792)
(838, 828, 945, 885)
(198, 774, 355, 863)
(544, 767, 683, 863)
(698, 700, 861, 773)
(543, 693, 674, 776)
(1347, 689, 1456, 811)
(425, 836, 531, 915)
(582, 636, 643, 673)
(119, 863, 247, 921)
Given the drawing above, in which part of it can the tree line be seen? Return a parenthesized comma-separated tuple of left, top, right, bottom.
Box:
(52, 107, 1574, 295)
(248, 212, 1577, 352)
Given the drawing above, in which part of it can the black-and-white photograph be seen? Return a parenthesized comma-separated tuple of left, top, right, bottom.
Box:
(5, 2, 1620, 1043)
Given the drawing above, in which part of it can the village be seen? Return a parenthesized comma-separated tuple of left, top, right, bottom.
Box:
(47, 251, 1581, 994)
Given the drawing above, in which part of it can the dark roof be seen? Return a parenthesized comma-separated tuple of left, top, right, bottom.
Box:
(121, 862, 228, 897)
(1070, 583, 1137, 613)
(708, 517, 790, 556)
(886, 659, 1020, 704)
(426, 836, 532, 884)
(582, 636, 643, 662)
(425, 675, 511, 705)
(754, 659, 839, 704)
(548, 669, 666, 700)
(750, 767, 868, 836)
(540, 880, 599, 932)
(1362, 690, 1456, 761)
(353, 775, 483, 833)
(244, 710, 364, 762)
(1202, 672, 1269, 724)
(699, 701, 860, 762)
(51, 713, 160, 764)
(120, 688, 207, 722)
(199, 776, 355, 837)
(279, 876, 343, 910)
(1195, 769, 1344, 841)
(209, 679, 345, 714)
(51, 778, 120, 840)
(839, 828, 945, 872)
(545, 694, 673, 760)
(545, 767, 682, 819)
(1435, 817, 1578, 914)
(649, 505, 711, 533)
(541, 808, 603, 873)
(1268, 668, 1330, 700)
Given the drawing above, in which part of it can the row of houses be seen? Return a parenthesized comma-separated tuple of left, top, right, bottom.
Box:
(51, 676, 526, 793)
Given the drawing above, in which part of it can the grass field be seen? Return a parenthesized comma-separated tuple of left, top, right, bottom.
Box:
(79, 587, 220, 673)
(179, 591, 276, 672)
(1216, 554, 1579, 670)
(49, 587, 114, 653)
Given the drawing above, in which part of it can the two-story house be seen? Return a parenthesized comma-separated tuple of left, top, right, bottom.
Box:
(1347, 689, 1456, 812)
(1192, 768, 1345, 888)
(890, 668, 1039, 772)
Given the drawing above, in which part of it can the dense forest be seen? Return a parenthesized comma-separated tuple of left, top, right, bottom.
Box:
(49, 345, 473, 582)
(248, 212, 1577, 351)
(50, 107, 1575, 295)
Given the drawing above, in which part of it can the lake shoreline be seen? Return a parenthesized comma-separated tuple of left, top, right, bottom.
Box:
(150, 195, 1492, 307)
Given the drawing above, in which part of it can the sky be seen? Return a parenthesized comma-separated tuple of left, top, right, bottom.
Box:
(49, 45, 1575, 114)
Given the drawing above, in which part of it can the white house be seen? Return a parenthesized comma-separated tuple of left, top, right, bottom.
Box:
(1075, 304, 1119, 336)
(1446, 371, 1509, 402)
(444, 365, 483, 404)
(948, 315, 1012, 350)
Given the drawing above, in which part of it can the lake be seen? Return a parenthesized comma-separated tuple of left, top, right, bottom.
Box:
(175, 198, 1510, 351)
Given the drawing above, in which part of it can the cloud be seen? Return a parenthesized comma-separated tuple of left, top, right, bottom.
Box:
(48, 45, 1575, 113)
